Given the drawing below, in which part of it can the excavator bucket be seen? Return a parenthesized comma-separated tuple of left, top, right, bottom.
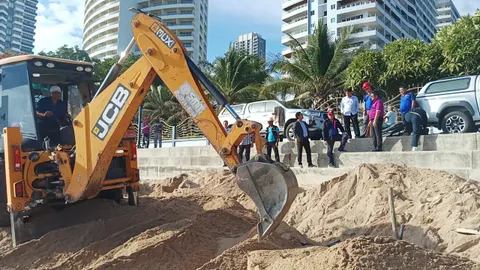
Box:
(235, 154, 298, 240)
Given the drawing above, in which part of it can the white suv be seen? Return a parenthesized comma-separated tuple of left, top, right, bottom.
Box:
(218, 100, 326, 141)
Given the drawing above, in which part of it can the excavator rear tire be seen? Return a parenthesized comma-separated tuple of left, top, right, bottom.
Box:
(127, 186, 139, 206)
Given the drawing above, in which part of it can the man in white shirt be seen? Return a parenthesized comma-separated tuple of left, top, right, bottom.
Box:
(340, 89, 360, 139)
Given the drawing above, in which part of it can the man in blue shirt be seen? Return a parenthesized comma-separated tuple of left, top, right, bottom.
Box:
(36, 85, 68, 143)
(265, 117, 280, 162)
(399, 86, 416, 122)
(361, 82, 373, 138)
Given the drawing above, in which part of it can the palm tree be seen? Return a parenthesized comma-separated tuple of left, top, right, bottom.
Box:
(143, 85, 187, 125)
(263, 21, 354, 109)
(207, 47, 268, 108)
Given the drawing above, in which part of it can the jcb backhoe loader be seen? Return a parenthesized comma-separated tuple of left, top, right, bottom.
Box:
(0, 10, 298, 246)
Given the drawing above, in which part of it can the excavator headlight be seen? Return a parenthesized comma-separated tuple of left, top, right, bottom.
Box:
(46, 63, 55, 68)
(76, 66, 84, 71)
(85, 67, 92, 72)
(34, 61, 43, 67)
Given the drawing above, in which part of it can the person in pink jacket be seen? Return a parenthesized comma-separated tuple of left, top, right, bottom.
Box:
(368, 91, 384, 152)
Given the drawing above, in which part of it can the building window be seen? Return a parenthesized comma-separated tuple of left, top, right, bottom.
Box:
(324, 11, 327, 16)
(331, 4, 335, 10)
(331, 18, 335, 23)
(311, 10, 315, 16)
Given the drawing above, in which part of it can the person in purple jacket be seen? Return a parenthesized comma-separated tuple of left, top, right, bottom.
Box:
(141, 117, 150, 148)
(368, 91, 384, 152)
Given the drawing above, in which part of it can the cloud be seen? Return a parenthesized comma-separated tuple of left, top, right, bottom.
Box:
(33, 0, 84, 53)
(452, 0, 480, 15)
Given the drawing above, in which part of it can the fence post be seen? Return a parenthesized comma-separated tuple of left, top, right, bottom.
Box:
(172, 126, 177, 147)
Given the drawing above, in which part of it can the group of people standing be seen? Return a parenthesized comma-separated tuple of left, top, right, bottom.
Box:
(140, 117, 164, 148)
(334, 81, 428, 161)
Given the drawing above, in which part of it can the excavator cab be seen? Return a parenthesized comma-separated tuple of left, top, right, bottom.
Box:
(0, 56, 140, 242)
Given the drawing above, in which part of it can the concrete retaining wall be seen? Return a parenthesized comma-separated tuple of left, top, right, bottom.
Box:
(138, 133, 480, 187)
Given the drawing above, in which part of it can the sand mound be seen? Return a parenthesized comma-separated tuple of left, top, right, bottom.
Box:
(286, 163, 480, 262)
(247, 236, 480, 270)
(1, 164, 480, 269)
(0, 170, 307, 270)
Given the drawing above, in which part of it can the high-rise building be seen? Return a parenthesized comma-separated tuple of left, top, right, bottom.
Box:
(0, 0, 37, 54)
(233, 32, 266, 59)
(436, 0, 460, 29)
(281, 0, 459, 58)
(83, 0, 208, 63)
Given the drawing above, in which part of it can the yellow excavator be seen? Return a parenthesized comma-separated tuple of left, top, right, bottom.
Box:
(0, 10, 298, 246)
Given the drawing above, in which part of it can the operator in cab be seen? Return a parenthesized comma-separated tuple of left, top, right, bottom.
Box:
(36, 85, 69, 143)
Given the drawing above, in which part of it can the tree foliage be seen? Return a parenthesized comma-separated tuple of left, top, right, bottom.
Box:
(206, 47, 268, 106)
(346, 50, 385, 91)
(38, 45, 92, 62)
(435, 11, 480, 76)
(263, 21, 354, 109)
(143, 85, 187, 125)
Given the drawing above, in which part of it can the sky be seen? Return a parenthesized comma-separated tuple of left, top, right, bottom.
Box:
(33, 0, 480, 62)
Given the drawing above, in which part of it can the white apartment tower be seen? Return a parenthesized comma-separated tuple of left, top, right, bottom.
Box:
(281, 0, 459, 58)
(83, 0, 208, 63)
(233, 32, 267, 59)
(435, 0, 460, 29)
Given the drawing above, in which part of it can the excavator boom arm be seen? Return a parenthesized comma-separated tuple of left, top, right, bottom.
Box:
(63, 12, 298, 239)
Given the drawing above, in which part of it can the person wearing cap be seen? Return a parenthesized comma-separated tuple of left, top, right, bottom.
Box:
(368, 91, 384, 151)
(323, 109, 349, 168)
(340, 88, 360, 138)
(36, 85, 68, 143)
(265, 117, 280, 162)
(294, 112, 315, 168)
(141, 116, 150, 148)
(361, 82, 374, 137)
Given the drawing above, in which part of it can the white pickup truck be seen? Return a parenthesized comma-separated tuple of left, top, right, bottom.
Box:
(218, 100, 327, 141)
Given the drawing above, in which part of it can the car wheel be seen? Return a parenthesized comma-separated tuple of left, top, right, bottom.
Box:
(441, 111, 473, 134)
(285, 122, 296, 142)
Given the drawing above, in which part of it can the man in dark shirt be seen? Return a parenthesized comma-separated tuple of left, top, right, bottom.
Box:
(294, 112, 315, 168)
(322, 110, 349, 168)
(36, 85, 68, 143)
(154, 121, 164, 148)
(404, 105, 428, 151)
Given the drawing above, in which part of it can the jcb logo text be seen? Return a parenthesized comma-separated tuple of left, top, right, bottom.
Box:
(92, 84, 131, 141)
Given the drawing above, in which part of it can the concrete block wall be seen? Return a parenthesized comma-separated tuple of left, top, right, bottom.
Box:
(138, 133, 480, 187)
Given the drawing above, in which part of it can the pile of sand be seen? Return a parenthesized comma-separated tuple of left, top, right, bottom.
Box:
(0, 171, 308, 270)
(285, 163, 480, 262)
(247, 236, 480, 270)
(1, 164, 480, 269)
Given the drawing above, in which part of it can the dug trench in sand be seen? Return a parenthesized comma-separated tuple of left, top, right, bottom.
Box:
(0, 164, 479, 270)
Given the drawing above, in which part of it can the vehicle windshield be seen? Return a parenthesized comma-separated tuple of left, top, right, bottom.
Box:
(0, 62, 36, 138)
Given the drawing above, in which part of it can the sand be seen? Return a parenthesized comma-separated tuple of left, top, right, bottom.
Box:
(0, 164, 480, 269)
(247, 236, 480, 270)
(0, 172, 307, 270)
(285, 163, 480, 262)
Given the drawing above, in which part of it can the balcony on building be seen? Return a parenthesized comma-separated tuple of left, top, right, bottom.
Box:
(282, 1, 308, 22)
(282, 0, 305, 11)
(282, 15, 308, 33)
